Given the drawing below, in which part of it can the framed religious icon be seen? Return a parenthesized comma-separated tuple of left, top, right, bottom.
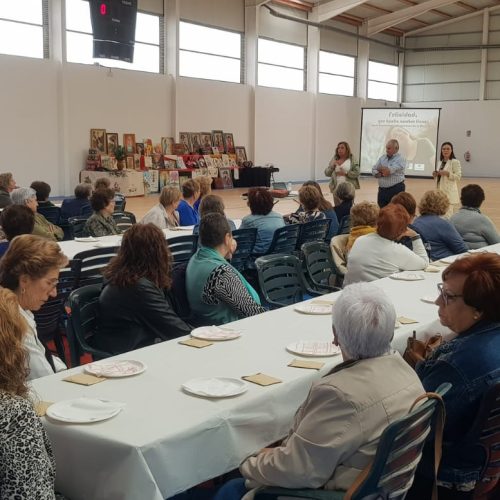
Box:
(179, 132, 191, 153)
(211, 130, 225, 153)
(123, 133, 136, 155)
(90, 129, 107, 154)
(200, 132, 212, 154)
(235, 146, 247, 165)
(136, 142, 145, 156)
(189, 133, 202, 154)
(106, 133, 119, 155)
(223, 133, 235, 154)
(219, 167, 233, 189)
(161, 137, 174, 155)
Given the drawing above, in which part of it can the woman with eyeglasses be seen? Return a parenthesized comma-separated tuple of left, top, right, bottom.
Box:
(407, 253, 500, 500)
(0, 235, 68, 380)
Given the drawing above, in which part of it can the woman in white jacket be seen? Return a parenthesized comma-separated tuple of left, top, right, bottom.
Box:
(433, 142, 461, 218)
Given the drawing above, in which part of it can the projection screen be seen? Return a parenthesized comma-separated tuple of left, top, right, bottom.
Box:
(360, 108, 441, 177)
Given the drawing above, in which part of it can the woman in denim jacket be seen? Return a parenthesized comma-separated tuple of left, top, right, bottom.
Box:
(408, 253, 500, 499)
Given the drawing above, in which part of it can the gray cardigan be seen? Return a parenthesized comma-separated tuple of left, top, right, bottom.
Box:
(450, 207, 500, 249)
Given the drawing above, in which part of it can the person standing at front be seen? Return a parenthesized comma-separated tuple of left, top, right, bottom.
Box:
(372, 139, 406, 208)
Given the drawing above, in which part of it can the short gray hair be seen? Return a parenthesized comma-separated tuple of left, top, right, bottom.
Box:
(11, 187, 36, 206)
(387, 139, 400, 151)
(334, 182, 355, 202)
(332, 282, 395, 360)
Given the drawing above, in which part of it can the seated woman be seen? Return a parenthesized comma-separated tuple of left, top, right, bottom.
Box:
(391, 191, 417, 249)
(11, 187, 64, 242)
(96, 224, 191, 355)
(186, 212, 265, 325)
(285, 186, 326, 224)
(60, 183, 92, 222)
(299, 181, 339, 237)
(177, 180, 200, 226)
(193, 176, 213, 212)
(84, 188, 122, 237)
(215, 283, 423, 499)
(240, 188, 285, 254)
(407, 254, 500, 500)
(412, 190, 468, 260)
(0, 287, 62, 498)
(344, 204, 429, 285)
(30, 180, 55, 208)
(333, 181, 355, 223)
(94, 176, 126, 208)
(450, 184, 499, 249)
(0, 235, 68, 379)
(192, 194, 236, 235)
(140, 186, 181, 229)
(0, 205, 35, 257)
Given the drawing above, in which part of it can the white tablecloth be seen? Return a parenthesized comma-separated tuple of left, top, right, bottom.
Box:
(31, 244, 500, 499)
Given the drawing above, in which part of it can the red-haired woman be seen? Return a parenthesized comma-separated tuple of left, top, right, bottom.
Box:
(96, 223, 191, 355)
(408, 253, 500, 500)
(344, 204, 429, 285)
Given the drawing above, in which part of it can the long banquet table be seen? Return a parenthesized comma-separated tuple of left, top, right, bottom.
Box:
(30, 243, 500, 500)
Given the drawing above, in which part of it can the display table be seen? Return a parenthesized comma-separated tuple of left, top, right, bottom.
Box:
(236, 166, 276, 188)
(80, 170, 145, 197)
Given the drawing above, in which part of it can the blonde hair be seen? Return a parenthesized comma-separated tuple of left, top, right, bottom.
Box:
(159, 187, 181, 208)
(197, 176, 213, 197)
(0, 288, 29, 396)
(350, 202, 379, 227)
(418, 190, 449, 216)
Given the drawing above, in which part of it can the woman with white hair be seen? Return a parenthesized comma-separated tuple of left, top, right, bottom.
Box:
(214, 282, 424, 500)
(11, 187, 63, 241)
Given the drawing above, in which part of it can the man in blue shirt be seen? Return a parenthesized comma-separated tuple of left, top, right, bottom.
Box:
(372, 139, 406, 208)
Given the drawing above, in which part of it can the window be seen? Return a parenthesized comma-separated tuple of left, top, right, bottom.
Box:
(0, 0, 47, 59)
(319, 51, 355, 96)
(65, 0, 161, 73)
(368, 61, 398, 101)
(179, 21, 242, 83)
(258, 38, 304, 91)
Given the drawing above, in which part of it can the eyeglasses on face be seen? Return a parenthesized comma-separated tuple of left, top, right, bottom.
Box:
(437, 282, 463, 306)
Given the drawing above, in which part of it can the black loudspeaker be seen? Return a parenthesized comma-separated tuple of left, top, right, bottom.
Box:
(89, 0, 138, 63)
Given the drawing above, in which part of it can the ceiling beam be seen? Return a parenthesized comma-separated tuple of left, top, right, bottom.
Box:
(270, 0, 313, 12)
(396, 0, 452, 19)
(313, 0, 371, 23)
(367, 0, 459, 35)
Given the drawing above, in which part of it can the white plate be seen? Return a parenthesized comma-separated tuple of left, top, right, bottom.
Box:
(74, 236, 98, 242)
(294, 303, 332, 315)
(182, 377, 248, 398)
(45, 398, 125, 424)
(191, 326, 241, 341)
(421, 296, 437, 304)
(286, 341, 341, 357)
(389, 272, 425, 281)
(84, 360, 146, 378)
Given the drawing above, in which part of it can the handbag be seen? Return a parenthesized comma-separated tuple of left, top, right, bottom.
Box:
(403, 330, 443, 368)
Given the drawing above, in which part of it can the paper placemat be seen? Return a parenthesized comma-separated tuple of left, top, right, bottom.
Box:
(179, 338, 213, 348)
(288, 359, 325, 370)
(242, 373, 282, 386)
(63, 374, 107, 386)
(424, 265, 441, 273)
(397, 316, 419, 325)
(35, 401, 53, 417)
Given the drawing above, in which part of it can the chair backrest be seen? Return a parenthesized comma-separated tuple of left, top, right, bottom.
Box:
(112, 211, 135, 231)
(231, 228, 257, 271)
(37, 205, 61, 225)
(296, 219, 331, 250)
(68, 215, 90, 238)
(266, 224, 300, 256)
(167, 234, 198, 265)
(255, 253, 305, 308)
(471, 381, 500, 500)
(337, 215, 351, 235)
(66, 284, 111, 364)
(350, 383, 451, 500)
(114, 195, 126, 213)
(71, 246, 120, 288)
(300, 241, 339, 293)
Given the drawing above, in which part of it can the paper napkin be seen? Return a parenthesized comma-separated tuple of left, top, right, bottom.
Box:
(179, 338, 213, 348)
(242, 373, 282, 386)
(35, 401, 53, 417)
(63, 374, 106, 386)
(397, 316, 419, 325)
(288, 359, 325, 370)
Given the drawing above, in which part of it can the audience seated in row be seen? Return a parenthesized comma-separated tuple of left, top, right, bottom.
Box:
(240, 188, 285, 254)
(0, 205, 35, 258)
(344, 204, 429, 285)
(30, 180, 55, 208)
(0, 235, 67, 380)
(11, 187, 63, 241)
(0, 172, 16, 208)
(333, 181, 355, 223)
(411, 190, 468, 260)
(193, 176, 213, 213)
(84, 188, 122, 237)
(390, 191, 418, 249)
(60, 183, 92, 223)
(450, 184, 500, 249)
(96, 224, 191, 356)
(186, 212, 265, 325)
(93, 176, 126, 205)
(193, 194, 236, 235)
(140, 186, 181, 229)
(285, 185, 326, 224)
(177, 179, 200, 226)
(214, 282, 424, 499)
(0, 287, 62, 497)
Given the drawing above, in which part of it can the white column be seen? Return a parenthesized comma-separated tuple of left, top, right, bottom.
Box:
(307, 11, 320, 180)
(357, 23, 369, 101)
(479, 8, 490, 101)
